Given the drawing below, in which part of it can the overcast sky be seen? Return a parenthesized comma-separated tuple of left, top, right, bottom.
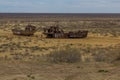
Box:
(0, 0, 120, 13)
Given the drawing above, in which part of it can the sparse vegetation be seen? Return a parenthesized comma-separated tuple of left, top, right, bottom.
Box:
(98, 70, 109, 73)
(46, 47, 81, 63)
(0, 14, 120, 80)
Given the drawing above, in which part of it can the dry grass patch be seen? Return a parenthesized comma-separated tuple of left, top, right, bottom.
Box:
(46, 47, 81, 63)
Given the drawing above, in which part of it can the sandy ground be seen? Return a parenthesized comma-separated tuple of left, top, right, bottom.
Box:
(0, 61, 119, 80)
(0, 29, 120, 80)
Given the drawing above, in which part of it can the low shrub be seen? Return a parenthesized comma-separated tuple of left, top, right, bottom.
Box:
(115, 54, 120, 61)
(46, 47, 81, 63)
(98, 70, 109, 73)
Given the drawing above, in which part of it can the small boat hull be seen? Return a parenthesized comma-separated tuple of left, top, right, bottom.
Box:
(12, 29, 35, 36)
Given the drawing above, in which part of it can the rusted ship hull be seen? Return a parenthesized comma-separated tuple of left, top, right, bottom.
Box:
(12, 29, 36, 36)
(67, 31, 88, 38)
(12, 25, 36, 36)
(43, 31, 88, 38)
(43, 26, 88, 38)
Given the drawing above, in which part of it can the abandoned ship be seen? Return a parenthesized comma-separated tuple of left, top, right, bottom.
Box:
(43, 26, 88, 38)
(12, 24, 88, 38)
(12, 25, 36, 36)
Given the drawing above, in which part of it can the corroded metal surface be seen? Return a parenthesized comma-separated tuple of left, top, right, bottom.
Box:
(12, 25, 36, 36)
(43, 26, 88, 38)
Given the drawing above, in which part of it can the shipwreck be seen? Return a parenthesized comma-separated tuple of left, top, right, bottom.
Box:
(43, 26, 88, 38)
(12, 25, 36, 36)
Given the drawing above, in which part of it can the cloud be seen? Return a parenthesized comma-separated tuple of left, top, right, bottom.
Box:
(0, 0, 120, 13)
(63, 0, 120, 8)
(0, 0, 45, 7)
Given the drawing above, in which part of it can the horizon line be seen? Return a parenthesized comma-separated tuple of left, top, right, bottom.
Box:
(0, 12, 120, 14)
